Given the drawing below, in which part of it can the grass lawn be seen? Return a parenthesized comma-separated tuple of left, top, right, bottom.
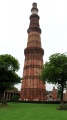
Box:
(0, 102, 67, 120)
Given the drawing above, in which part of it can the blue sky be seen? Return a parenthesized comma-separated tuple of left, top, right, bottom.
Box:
(0, 0, 67, 91)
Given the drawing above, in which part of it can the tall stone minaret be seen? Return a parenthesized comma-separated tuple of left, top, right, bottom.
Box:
(20, 3, 46, 101)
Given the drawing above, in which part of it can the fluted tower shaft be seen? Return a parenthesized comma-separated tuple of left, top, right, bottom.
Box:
(20, 3, 46, 101)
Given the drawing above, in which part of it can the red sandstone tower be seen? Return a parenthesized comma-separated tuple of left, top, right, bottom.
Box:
(20, 3, 46, 101)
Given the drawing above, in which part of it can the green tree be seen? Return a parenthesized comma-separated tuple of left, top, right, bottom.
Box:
(41, 53, 67, 103)
(0, 54, 21, 106)
(57, 85, 62, 99)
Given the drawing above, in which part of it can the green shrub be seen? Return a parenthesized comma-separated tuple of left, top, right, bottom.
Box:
(58, 104, 67, 110)
(10, 95, 19, 101)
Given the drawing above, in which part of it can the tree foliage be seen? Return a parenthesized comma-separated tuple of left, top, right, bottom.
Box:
(41, 53, 67, 103)
(0, 54, 21, 105)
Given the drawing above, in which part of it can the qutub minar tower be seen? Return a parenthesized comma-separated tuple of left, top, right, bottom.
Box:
(20, 3, 46, 101)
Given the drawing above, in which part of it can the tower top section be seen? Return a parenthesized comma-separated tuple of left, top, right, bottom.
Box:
(27, 3, 41, 34)
(31, 3, 38, 15)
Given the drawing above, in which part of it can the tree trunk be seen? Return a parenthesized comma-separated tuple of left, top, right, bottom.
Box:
(60, 84, 64, 104)
(1, 92, 7, 106)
